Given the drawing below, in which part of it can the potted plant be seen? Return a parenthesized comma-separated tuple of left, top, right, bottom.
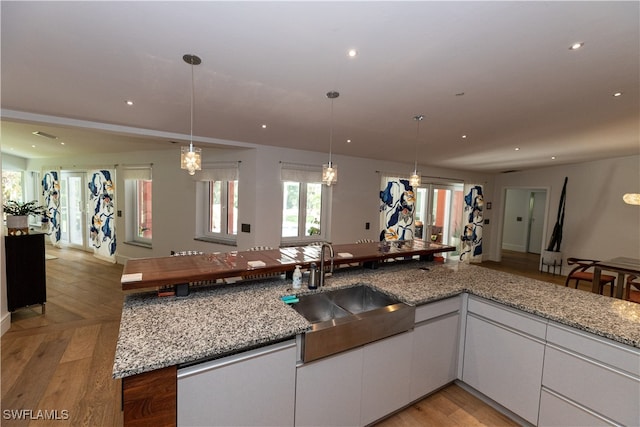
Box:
(3, 200, 47, 236)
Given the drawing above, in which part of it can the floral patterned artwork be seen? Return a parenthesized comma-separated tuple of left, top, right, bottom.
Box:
(460, 184, 483, 262)
(379, 177, 415, 241)
(42, 171, 61, 246)
(88, 170, 116, 262)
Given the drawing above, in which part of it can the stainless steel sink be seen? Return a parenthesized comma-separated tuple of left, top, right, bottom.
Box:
(291, 285, 415, 362)
(291, 292, 351, 323)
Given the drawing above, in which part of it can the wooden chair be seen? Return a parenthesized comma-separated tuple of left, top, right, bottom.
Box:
(565, 258, 616, 297)
(625, 275, 639, 301)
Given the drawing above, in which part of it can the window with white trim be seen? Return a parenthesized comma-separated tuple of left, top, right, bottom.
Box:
(280, 163, 329, 244)
(123, 166, 153, 246)
(195, 162, 239, 244)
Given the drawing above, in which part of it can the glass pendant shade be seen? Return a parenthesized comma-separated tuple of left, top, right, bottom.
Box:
(623, 193, 640, 205)
(409, 171, 421, 187)
(181, 145, 202, 176)
(322, 162, 338, 186)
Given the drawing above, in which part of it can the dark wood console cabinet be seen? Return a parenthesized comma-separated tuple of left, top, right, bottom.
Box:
(5, 233, 47, 313)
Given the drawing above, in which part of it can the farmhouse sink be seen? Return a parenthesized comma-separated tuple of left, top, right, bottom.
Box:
(291, 285, 415, 362)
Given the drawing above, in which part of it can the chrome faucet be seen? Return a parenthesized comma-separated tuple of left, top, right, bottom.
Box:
(319, 242, 334, 287)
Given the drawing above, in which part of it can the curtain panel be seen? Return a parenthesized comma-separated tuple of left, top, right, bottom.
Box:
(379, 176, 415, 241)
(41, 170, 61, 246)
(88, 170, 116, 263)
(460, 184, 484, 263)
(280, 162, 322, 183)
(193, 161, 239, 182)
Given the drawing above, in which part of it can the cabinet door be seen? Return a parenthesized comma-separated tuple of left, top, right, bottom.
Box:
(410, 312, 459, 401)
(295, 347, 363, 427)
(539, 388, 616, 427)
(361, 331, 413, 426)
(5, 234, 46, 311)
(463, 314, 544, 425)
(178, 340, 296, 427)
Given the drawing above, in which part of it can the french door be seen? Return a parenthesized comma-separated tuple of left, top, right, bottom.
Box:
(415, 183, 464, 256)
(59, 172, 89, 250)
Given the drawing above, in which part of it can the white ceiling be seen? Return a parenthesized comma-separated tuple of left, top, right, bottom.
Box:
(1, 1, 638, 173)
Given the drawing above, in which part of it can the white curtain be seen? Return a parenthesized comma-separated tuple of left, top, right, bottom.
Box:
(194, 161, 240, 182)
(280, 162, 322, 183)
(460, 184, 484, 263)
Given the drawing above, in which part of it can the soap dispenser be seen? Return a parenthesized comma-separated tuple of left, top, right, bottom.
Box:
(292, 265, 302, 289)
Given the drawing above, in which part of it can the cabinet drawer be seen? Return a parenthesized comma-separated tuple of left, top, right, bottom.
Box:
(414, 296, 460, 323)
(539, 388, 616, 427)
(542, 345, 640, 426)
(467, 296, 546, 340)
(547, 323, 640, 376)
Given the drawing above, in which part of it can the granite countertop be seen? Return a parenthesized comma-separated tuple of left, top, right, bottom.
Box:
(113, 261, 640, 379)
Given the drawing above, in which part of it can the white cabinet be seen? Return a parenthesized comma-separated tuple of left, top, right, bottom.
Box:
(177, 340, 297, 427)
(295, 347, 363, 427)
(410, 296, 461, 401)
(462, 296, 546, 425)
(361, 331, 413, 426)
(540, 323, 640, 426)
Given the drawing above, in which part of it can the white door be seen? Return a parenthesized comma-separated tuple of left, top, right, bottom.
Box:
(527, 191, 546, 254)
(60, 172, 89, 250)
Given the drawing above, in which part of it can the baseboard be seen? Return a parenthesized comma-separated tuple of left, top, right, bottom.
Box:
(1, 311, 11, 336)
(501, 244, 526, 252)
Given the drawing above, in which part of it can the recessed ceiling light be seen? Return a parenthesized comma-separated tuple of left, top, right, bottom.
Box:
(569, 42, 584, 50)
(613, 92, 623, 97)
(31, 144, 36, 148)
(515, 147, 520, 151)
(346, 139, 352, 143)
(261, 124, 267, 129)
(60, 142, 65, 146)
(551, 156, 556, 160)
(348, 49, 357, 57)
(125, 100, 134, 106)
(462, 135, 467, 139)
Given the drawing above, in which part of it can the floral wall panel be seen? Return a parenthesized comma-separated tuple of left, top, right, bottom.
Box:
(460, 184, 483, 263)
(88, 170, 116, 262)
(379, 177, 415, 241)
(42, 171, 61, 246)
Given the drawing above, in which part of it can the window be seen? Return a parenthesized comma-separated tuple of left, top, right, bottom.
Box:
(282, 181, 323, 238)
(280, 162, 329, 244)
(195, 162, 240, 245)
(123, 167, 152, 246)
(2, 170, 23, 203)
(136, 180, 153, 240)
(205, 180, 238, 238)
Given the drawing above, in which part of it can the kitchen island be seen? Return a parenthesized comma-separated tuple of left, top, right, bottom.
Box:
(114, 260, 640, 426)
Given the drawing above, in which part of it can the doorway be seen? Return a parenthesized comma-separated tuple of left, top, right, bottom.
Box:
(501, 188, 547, 256)
(415, 183, 464, 257)
(59, 171, 89, 251)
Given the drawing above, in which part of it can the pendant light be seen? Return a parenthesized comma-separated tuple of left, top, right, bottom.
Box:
(322, 91, 339, 186)
(180, 54, 202, 176)
(409, 114, 424, 187)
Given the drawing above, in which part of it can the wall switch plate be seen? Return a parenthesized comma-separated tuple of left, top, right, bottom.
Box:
(365, 222, 370, 230)
(241, 223, 251, 233)
(117, 210, 122, 217)
(484, 219, 490, 225)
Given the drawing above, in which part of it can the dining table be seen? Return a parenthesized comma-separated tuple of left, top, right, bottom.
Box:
(592, 257, 640, 299)
(120, 240, 456, 291)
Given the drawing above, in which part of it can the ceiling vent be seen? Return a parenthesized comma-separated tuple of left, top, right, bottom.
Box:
(32, 131, 58, 139)
(500, 169, 520, 174)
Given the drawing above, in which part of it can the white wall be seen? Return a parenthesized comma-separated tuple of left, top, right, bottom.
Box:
(489, 155, 640, 272)
(24, 143, 492, 263)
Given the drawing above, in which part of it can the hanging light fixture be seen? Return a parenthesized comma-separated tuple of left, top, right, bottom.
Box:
(409, 114, 424, 187)
(180, 54, 202, 176)
(322, 91, 339, 186)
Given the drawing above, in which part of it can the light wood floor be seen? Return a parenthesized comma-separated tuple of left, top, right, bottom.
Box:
(0, 248, 617, 426)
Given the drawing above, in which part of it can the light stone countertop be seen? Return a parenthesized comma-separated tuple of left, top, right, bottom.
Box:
(113, 261, 640, 379)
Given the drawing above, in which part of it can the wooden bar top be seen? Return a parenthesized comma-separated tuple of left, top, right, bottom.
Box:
(121, 240, 455, 291)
